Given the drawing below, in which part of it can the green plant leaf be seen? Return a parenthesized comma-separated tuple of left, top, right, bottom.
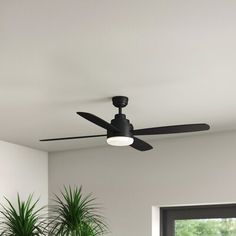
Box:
(48, 186, 108, 236)
(0, 194, 47, 236)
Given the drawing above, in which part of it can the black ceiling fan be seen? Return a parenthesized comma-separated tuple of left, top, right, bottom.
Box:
(40, 96, 210, 151)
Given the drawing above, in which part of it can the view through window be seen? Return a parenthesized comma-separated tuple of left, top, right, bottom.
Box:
(175, 218, 236, 236)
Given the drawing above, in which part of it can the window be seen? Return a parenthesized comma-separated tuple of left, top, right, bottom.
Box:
(160, 204, 236, 236)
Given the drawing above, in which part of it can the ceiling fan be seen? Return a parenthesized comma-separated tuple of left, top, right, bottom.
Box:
(40, 96, 210, 151)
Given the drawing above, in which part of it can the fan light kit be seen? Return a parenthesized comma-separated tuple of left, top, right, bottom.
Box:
(107, 136, 134, 146)
(40, 96, 210, 151)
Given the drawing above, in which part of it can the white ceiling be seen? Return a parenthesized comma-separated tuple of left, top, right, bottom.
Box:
(0, 0, 236, 152)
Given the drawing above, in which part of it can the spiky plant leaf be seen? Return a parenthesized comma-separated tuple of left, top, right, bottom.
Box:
(0, 194, 47, 236)
(48, 186, 108, 236)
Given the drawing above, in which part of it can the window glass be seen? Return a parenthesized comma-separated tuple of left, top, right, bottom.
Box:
(161, 205, 236, 236)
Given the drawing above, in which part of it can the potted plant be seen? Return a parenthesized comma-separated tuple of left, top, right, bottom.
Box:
(48, 186, 108, 236)
(0, 194, 47, 236)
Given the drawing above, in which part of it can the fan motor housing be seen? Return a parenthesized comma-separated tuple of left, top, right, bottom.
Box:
(107, 114, 133, 138)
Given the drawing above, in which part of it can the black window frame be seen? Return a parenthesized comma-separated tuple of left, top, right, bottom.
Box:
(160, 204, 236, 236)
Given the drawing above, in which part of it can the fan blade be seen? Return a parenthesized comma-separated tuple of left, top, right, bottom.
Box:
(77, 112, 119, 132)
(40, 134, 106, 142)
(130, 137, 153, 151)
(133, 123, 210, 136)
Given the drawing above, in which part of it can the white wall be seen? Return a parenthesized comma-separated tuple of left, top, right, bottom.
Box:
(49, 131, 236, 236)
(0, 141, 48, 206)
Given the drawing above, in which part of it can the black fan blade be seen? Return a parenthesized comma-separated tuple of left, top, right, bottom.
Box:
(77, 112, 119, 132)
(40, 134, 106, 142)
(133, 123, 210, 136)
(130, 137, 153, 151)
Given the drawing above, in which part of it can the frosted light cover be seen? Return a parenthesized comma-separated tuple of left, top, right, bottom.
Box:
(107, 136, 134, 146)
